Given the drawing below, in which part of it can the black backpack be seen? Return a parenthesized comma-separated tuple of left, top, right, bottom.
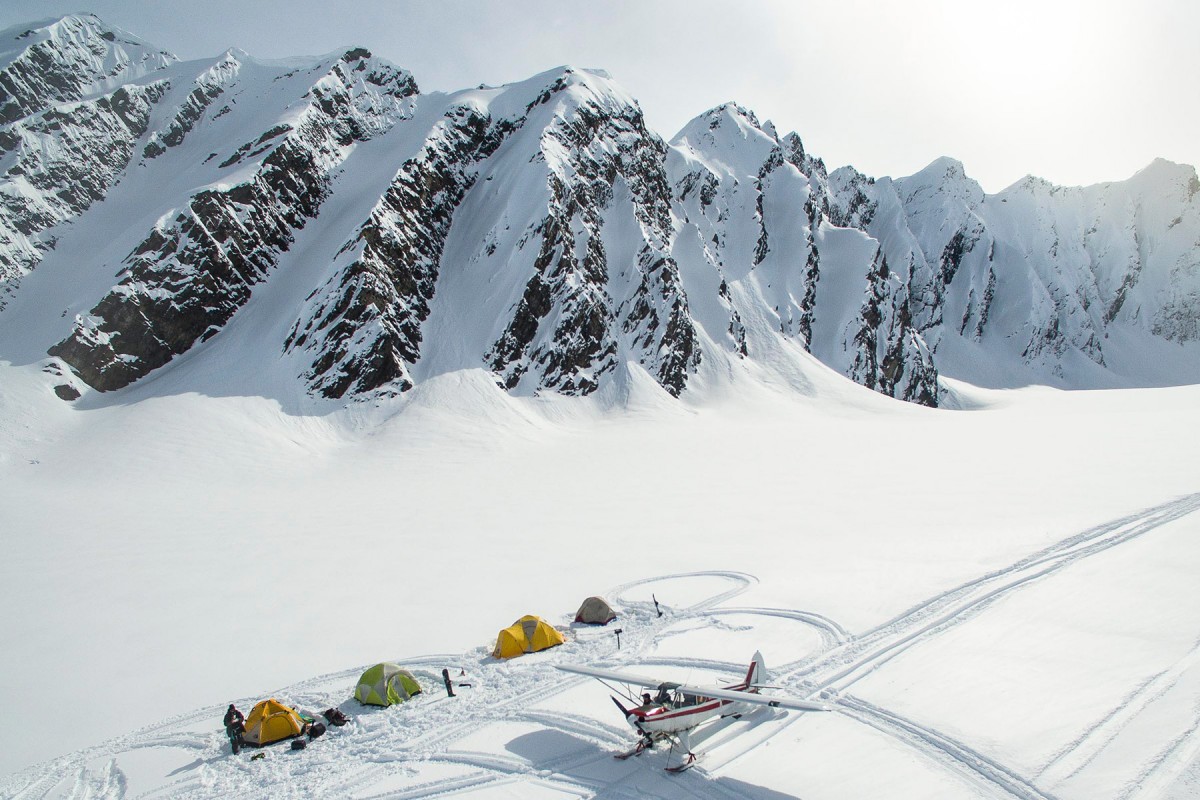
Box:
(307, 722, 326, 740)
(323, 708, 348, 727)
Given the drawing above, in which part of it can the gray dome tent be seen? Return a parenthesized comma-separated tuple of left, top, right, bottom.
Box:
(574, 596, 616, 624)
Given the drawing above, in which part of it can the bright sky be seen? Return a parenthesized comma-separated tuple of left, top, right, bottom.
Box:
(1, 0, 1195, 192)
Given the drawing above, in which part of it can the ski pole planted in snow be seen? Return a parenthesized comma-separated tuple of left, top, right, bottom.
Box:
(652, 594, 662, 617)
(614, 628, 623, 649)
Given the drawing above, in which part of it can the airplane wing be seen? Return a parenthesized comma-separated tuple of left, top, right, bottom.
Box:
(556, 663, 675, 689)
(671, 683, 832, 712)
(557, 664, 832, 712)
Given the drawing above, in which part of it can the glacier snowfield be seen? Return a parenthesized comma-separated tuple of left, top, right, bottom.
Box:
(6, 544, 1200, 800)
(3, 374, 1200, 799)
(3, 13, 1200, 800)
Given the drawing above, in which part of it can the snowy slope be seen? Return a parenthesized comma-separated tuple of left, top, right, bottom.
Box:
(1, 368, 1199, 797)
(667, 104, 939, 405)
(0, 14, 1197, 412)
(2, 14, 1200, 799)
(828, 156, 1200, 390)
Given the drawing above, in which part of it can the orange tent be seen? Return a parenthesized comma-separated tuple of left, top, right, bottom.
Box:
(242, 698, 305, 746)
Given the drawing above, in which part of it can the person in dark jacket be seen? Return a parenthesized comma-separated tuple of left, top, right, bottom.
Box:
(224, 704, 245, 754)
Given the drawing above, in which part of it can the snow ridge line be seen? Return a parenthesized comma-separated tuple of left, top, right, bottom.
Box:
(838, 695, 1057, 800)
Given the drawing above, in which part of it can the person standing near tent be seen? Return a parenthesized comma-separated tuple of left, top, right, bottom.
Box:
(223, 704, 245, 754)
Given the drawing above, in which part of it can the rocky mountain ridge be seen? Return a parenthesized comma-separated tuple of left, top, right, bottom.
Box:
(1, 14, 1197, 409)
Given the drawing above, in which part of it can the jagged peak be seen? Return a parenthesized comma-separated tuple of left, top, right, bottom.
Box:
(993, 159, 1198, 199)
(0, 13, 177, 124)
(0, 13, 175, 66)
(996, 173, 1053, 195)
(908, 156, 970, 185)
(502, 64, 622, 92)
(1128, 157, 1198, 186)
(527, 64, 635, 103)
(716, 101, 761, 124)
(897, 156, 984, 209)
(668, 102, 838, 190)
(462, 63, 643, 127)
(670, 101, 778, 157)
(292, 46, 419, 101)
(697, 102, 763, 133)
(829, 164, 871, 185)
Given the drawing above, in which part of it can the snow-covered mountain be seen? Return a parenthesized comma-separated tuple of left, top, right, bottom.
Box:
(1, 14, 1197, 409)
(4, 15, 1200, 798)
(828, 155, 1200, 390)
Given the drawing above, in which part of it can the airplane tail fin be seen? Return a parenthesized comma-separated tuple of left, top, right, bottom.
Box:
(747, 650, 767, 685)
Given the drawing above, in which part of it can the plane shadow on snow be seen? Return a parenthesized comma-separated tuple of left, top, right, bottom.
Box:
(502, 728, 804, 799)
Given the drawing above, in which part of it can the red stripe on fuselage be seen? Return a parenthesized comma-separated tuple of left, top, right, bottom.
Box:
(627, 681, 755, 724)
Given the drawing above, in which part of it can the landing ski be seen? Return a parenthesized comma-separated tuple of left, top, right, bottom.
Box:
(665, 753, 699, 773)
(614, 739, 651, 760)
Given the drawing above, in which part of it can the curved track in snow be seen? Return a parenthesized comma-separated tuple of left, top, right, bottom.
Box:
(710, 493, 1200, 799)
(5, 496, 1200, 799)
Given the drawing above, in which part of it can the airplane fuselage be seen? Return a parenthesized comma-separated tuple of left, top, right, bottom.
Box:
(625, 677, 755, 736)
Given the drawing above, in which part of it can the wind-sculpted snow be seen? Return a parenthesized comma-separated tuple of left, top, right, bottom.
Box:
(49, 49, 418, 391)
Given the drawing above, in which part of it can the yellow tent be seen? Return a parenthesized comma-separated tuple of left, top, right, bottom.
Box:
(242, 698, 305, 746)
(493, 615, 566, 659)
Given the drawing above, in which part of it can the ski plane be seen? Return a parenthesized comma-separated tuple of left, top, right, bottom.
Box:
(557, 652, 830, 771)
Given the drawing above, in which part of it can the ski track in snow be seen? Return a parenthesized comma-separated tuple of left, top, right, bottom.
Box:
(837, 696, 1053, 800)
(1038, 634, 1200, 788)
(6, 496, 1200, 799)
(788, 492, 1200, 695)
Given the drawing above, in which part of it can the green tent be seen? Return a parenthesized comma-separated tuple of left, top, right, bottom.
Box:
(355, 663, 422, 706)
